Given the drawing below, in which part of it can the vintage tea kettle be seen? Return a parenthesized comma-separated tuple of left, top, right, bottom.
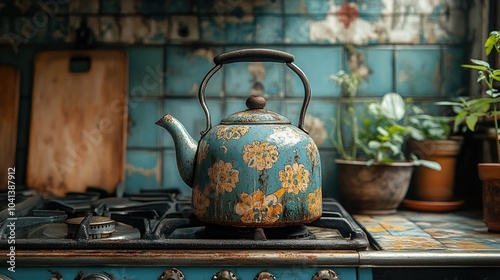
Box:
(156, 49, 322, 227)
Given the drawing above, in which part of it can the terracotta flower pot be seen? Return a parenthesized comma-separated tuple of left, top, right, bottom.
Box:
(478, 163, 500, 232)
(408, 139, 462, 201)
(336, 159, 414, 215)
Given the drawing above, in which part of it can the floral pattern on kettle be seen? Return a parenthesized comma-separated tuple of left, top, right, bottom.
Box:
(192, 185, 210, 216)
(207, 160, 239, 193)
(242, 140, 279, 171)
(308, 188, 322, 217)
(306, 142, 320, 166)
(216, 126, 250, 140)
(234, 190, 283, 223)
(279, 162, 310, 194)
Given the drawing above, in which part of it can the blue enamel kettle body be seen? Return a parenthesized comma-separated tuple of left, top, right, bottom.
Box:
(156, 49, 321, 227)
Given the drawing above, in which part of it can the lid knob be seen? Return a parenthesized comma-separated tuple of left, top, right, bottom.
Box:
(246, 95, 266, 109)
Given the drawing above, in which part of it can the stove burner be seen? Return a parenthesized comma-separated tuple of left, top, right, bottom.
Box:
(66, 216, 116, 239)
(197, 224, 315, 240)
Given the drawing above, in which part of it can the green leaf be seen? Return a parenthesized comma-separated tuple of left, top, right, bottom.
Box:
(380, 93, 406, 121)
(461, 64, 489, 71)
(470, 58, 491, 67)
(465, 114, 479, 131)
(416, 159, 442, 171)
(485, 34, 499, 55)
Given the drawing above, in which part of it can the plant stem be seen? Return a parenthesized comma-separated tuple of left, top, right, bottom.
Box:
(494, 103, 500, 163)
(336, 101, 347, 159)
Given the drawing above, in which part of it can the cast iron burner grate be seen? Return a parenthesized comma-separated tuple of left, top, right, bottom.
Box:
(0, 189, 370, 251)
(197, 224, 315, 240)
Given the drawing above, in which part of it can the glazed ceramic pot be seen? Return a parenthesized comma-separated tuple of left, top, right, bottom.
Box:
(156, 49, 322, 227)
(336, 159, 414, 215)
(478, 163, 500, 232)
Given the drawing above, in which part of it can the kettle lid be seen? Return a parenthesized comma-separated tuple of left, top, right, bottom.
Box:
(220, 95, 290, 124)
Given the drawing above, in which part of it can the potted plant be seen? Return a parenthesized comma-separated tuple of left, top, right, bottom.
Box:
(331, 88, 440, 214)
(406, 105, 463, 203)
(439, 30, 500, 232)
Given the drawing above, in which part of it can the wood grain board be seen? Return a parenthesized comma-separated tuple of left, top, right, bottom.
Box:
(27, 50, 128, 196)
(0, 65, 20, 191)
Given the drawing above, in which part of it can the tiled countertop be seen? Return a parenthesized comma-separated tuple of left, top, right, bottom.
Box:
(354, 211, 500, 267)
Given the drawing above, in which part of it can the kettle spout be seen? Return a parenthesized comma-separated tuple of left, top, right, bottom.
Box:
(155, 114, 197, 187)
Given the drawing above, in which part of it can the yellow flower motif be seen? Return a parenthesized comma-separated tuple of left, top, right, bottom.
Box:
(307, 188, 322, 217)
(217, 126, 250, 140)
(242, 140, 279, 171)
(192, 185, 210, 217)
(279, 162, 310, 194)
(197, 141, 209, 164)
(306, 142, 320, 166)
(208, 160, 239, 193)
(234, 190, 283, 223)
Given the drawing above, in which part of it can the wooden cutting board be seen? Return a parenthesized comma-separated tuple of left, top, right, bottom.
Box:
(0, 65, 20, 191)
(27, 50, 128, 196)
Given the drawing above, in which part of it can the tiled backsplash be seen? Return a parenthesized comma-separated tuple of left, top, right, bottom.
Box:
(0, 0, 474, 198)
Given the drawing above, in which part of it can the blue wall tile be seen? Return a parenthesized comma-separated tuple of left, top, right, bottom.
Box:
(255, 15, 283, 44)
(285, 47, 342, 97)
(359, 47, 394, 96)
(161, 99, 224, 148)
(320, 150, 340, 199)
(162, 150, 191, 194)
(443, 47, 465, 97)
(125, 150, 161, 193)
(224, 54, 286, 97)
(127, 100, 161, 148)
(165, 46, 223, 96)
(128, 47, 163, 97)
(199, 16, 225, 43)
(395, 47, 442, 96)
(284, 16, 310, 44)
(224, 20, 255, 44)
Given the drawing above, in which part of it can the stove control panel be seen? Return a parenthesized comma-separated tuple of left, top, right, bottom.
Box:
(0, 268, 347, 280)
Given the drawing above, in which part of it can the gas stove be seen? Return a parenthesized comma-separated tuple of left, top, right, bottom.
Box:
(0, 188, 370, 280)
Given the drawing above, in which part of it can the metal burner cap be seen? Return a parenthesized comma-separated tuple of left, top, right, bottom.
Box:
(65, 216, 116, 239)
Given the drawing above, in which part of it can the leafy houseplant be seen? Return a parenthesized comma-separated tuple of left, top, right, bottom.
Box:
(439, 30, 500, 231)
(331, 88, 440, 214)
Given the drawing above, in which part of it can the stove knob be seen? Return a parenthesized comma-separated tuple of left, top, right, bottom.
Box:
(254, 271, 276, 280)
(311, 269, 339, 280)
(158, 268, 185, 280)
(75, 272, 115, 280)
(212, 269, 238, 280)
(0, 274, 13, 280)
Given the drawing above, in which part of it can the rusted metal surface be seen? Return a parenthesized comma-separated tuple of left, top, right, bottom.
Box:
(10, 250, 360, 267)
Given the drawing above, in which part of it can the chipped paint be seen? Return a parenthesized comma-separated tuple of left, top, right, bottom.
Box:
(192, 48, 217, 62)
(309, 2, 378, 44)
(248, 62, 266, 80)
(125, 161, 160, 183)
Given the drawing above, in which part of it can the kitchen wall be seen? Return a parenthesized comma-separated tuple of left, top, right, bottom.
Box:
(0, 0, 474, 198)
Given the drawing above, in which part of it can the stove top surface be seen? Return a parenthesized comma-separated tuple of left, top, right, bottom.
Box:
(0, 188, 369, 250)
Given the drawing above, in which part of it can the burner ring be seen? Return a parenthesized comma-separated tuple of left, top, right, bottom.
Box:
(65, 216, 116, 239)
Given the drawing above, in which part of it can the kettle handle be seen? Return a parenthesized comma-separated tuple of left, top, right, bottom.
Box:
(198, 49, 311, 136)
